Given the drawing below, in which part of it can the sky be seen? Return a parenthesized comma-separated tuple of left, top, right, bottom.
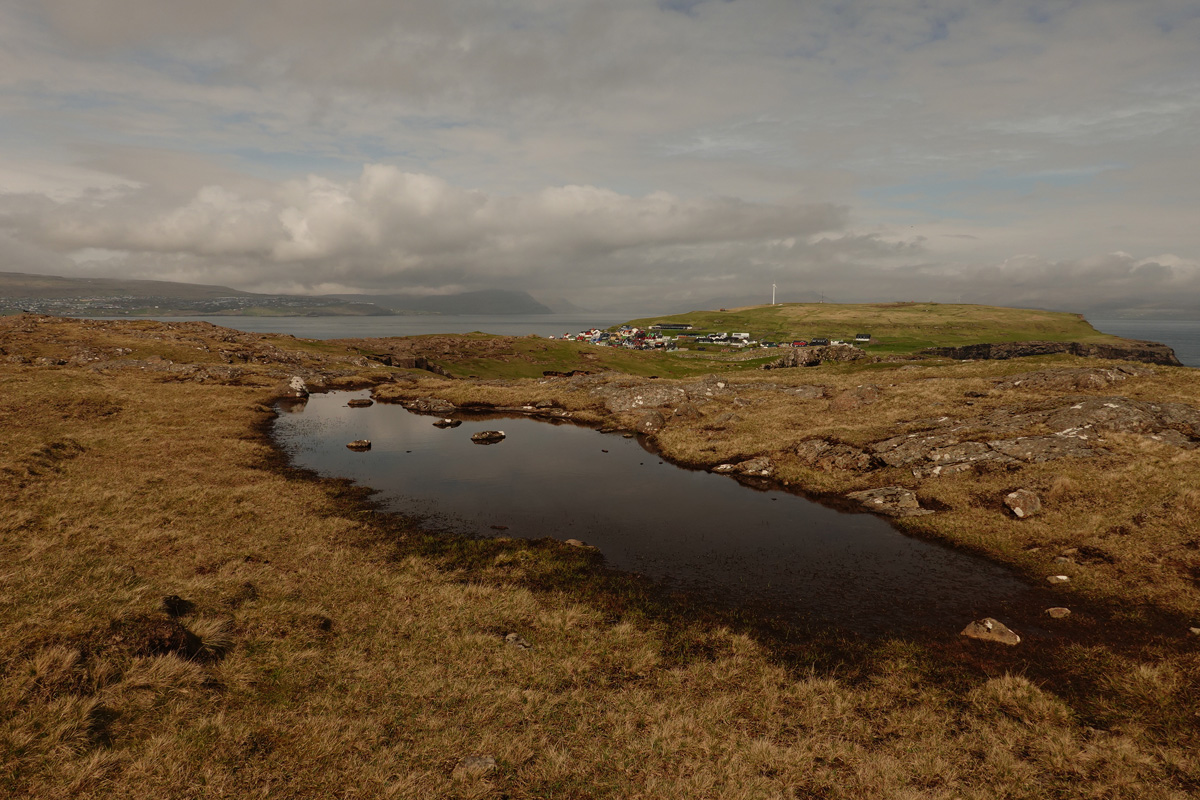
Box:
(1, 0, 1199, 315)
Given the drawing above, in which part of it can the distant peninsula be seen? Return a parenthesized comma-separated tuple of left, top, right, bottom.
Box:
(0, 271, 553, 317)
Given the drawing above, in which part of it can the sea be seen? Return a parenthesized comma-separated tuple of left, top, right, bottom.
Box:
(82, 313, 1200, 367)
(85, 313, 629, 341)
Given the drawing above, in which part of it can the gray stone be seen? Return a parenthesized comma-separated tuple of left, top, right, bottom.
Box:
(346, 439, 371, 451)
(1047, 574, 1071, 585)
(276, 375, 309, 398)
(845, 486, 933, 517)
(1004, 489, 1042, 519)
(794, 439, 875, 472)
(471, 430, 506, 444)
(636, 410, 667, 435)
(988, 436, 1102, 463)
(347, 398, 373, 408)
(960, 617, 1021, 645)
(782, 384, 828, 399)
(405, 397, 456, 413)
(504, 633, 532, 650)
(735, 457, 773, 476)
(1046, 607, 1072, 619)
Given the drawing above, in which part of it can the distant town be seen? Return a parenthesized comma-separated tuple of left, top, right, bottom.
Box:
(555, 324, 871, 350)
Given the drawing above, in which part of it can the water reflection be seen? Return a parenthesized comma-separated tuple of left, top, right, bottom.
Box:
(274, 390, 1039, 637)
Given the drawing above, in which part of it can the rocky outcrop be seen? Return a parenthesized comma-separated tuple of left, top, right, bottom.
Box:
(996, 365, 1152, 391)
(636, 410, 667, 434)
(921, 340, 1181, 366)
(712, 457, 774, 476)
(764, 344, 869, 369)
(845, 486, 933, 516)
(276, 375, 309, 398)
(590, 376, 736, 413)
(794, 440, 876, 471)
(402, 397, 457, 413)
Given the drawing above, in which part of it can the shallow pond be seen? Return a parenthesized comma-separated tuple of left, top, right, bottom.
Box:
(273, 390, 1044, 638)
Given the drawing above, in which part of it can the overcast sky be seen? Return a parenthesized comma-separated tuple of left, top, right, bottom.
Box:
(2, 0, 1198, 314)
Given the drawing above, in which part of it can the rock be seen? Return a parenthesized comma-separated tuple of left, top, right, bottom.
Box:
(734, 457, 773, 476)
(828, 384, 881, 412)
(673, 401, 701, 418)
(347, 398, 373, 408)
(1046, 607, 1072, 619)
(795, 439, 876, 471)
(590, 381, 689, 413)
(1189, 627, 1200, 636)
(1047, 574, 1071, 585)
(471, 430, 506, 444)
(504, 632, 532, 650)
(346, 440, 372, 451)
(452, 755, 497, 780)
(534, 399, 557, 408)
(988, 436, 1102, 463)
(960, 617, 1021, 645)
(405, 397, 456, 413)
(1004, 489, 1042, 519)
(921, 340, 1181, 366)
(764, 344, 868, 369)
(782, 384, 828, 399)
(636, 410, 667, 435)
(712, 463, 737, 473)
(564, 539, 597, 551)
(276, 375, 309, 399)
(432, 418, 461, 428)
(845, 486, 933, 517)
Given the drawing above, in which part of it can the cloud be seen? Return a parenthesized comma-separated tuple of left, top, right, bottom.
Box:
(0, 1, 1197, 314)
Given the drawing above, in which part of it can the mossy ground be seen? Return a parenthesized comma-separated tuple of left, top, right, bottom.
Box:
(3, 315, 1199, 798)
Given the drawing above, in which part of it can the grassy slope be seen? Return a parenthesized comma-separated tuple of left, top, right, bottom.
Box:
(3, 316, 1199, 798)
(626, 302, 1121, 353)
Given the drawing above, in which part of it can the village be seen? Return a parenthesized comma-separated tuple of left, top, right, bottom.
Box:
(552, 323, 872, 351)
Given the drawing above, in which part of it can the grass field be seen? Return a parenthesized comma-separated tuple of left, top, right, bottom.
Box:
(626, 302, 1122, 353)
(3, 314, 1199, 798)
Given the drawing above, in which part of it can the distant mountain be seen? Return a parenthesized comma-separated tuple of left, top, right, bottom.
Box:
(0, 271, 553, 317)
(0, 271, 252, 300)
(536, 295, 593, 313)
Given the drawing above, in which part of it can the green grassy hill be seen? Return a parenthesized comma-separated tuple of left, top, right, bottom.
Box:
(625, 302, 1122, 354)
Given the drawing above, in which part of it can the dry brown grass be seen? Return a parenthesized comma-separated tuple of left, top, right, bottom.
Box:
(3, 318, 1200, 798)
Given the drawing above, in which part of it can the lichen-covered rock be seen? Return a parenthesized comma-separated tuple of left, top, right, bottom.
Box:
(636, 410, 667, 434)
(1004, 489, 1042, 519)
(795, 439, 875, 471)
(276, 375, 309, 398)
(405, 397, 456, 413)
(471, 430, 506, 444)
(845, 486, 933, 517)
(960, 617, 1021, 645)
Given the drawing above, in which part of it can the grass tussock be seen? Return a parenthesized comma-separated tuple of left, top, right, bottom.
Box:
(3, 317, 1200, 798)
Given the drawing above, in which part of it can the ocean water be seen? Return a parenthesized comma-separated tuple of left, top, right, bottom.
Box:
(1087, 318, 1200, 368)
(84, 313, 629, 340)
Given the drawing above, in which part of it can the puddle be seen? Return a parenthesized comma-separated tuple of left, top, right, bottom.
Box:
(273, 390, 1044, 637)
